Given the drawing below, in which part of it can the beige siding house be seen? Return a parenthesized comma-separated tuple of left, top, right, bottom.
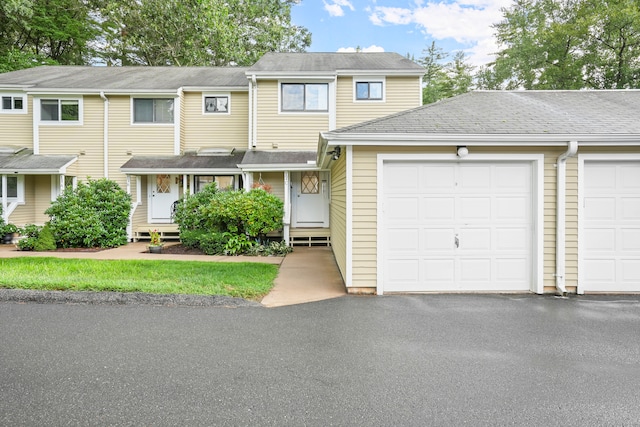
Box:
(319, 91, 640, 295)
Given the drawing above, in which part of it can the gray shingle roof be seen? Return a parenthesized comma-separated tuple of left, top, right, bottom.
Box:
(121, 151, 245, 173)
(247, 52, 424, 74)
(0, 148, 76, 173)
(327, 90, 640, 136)
(0, 66, 249, 91)
(240, 150, 317, 166)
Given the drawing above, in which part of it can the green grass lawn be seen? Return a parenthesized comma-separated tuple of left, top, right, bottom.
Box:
(0, 258, 279, 300)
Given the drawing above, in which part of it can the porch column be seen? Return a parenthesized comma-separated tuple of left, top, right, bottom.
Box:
(126, 175, 133, 241)
(283, 171, 290, 245)
(1, 174, 7, 223)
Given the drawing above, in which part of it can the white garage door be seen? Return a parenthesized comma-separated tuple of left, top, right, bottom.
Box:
(382, 161, 533, 292)
(582, 161, 640, 292)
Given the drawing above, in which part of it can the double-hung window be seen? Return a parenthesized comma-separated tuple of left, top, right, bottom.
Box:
(204, 95, 229, 114)
(281, 83, 328, 112)
(1, 95, 25, 113)
(354, 78, 384, 101)
(133, 98, 174, 123)
(1, 175, 24, 202)
(40, 99, 80, 122)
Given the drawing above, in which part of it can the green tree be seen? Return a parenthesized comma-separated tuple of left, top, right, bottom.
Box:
(94, 0, 311, 66)
(419, 42, 475, 104)
(0, 0, 98, 72)
(484, 0, 640, 89)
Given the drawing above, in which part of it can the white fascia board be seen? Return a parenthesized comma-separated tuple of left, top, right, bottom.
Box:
(322, 133, 640, 145)
(0, 84, 33, 89)
(336, 69, 425, 77)
(121, 168, 241, 175)
(27, 89, 180, 96)
(182, 86, 248, 92)
(246, 72, 337, 80)
(239, 164, 318, 172)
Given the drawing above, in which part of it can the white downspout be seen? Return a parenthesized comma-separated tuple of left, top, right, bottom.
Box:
(283, 171, 291, 245)
(556, 140, 578, 296)
(251, 75, 257, 148)
(100, 91, 109, 178)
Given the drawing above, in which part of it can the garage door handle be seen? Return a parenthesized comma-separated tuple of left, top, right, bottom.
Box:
(455, 235, 459, 248)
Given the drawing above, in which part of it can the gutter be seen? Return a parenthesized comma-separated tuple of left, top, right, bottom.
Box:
(250, 75, 257, 149)
(555, 140, 578, 296)
(100, 91, 109, 178)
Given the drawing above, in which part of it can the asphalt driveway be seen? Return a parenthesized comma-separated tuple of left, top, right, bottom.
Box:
(1, 294, 639, 426)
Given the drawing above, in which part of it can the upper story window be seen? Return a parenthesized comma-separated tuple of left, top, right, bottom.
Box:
(133, 98, 174, 123)
(40, 98, 80, 122)
(354, 78, 385, 102)
(1, 95, 25, 113)
(204, 95, 229, 114)
(281, 83, 328, 112)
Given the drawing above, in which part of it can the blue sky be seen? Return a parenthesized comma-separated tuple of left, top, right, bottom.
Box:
(291, 0, 513, 66)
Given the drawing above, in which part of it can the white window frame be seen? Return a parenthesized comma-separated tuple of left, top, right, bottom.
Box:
(1, 175, 25, 203)
(37, 97, 82, 125)
(194, 175, 240, 192)
(1, 93, 27, 114)
(202, 93, 231, 115)
(131, 97, 175, 125)
(353, 76, 386, 103)
(279, 81, 330, 114)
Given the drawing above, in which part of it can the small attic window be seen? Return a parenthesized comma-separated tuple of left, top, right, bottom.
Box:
(203, 95, 230, 114)
(1, 95, 26, 114)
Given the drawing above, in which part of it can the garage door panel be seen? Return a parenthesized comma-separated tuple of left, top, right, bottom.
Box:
(386, 228, 419, 253)
(621, 197, 640, 218)
(495, 228, 530, 251)
(458, 228, 491, 250)
(459, 197, 491, 220)
(383, 161, 533, 293)
(385, 165, 419, 192)
(585, 228, 616, 251)
(584, 198, 616, 220)
(386, 197, 419, 222)
(621, 229, 640, 250)
(423, 228, 455, 251)
(422, 197, 455, 220)
(496, 197, 529, 220)
(583, 161, 640, 292)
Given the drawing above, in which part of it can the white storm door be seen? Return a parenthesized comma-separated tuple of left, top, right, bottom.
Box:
(383, 161, 532, 293)
(582, 161, 640, 292)
(292, 171, 329, 227)
(149, 174, 179, 222)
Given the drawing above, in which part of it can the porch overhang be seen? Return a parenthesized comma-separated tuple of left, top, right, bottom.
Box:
(239, 150, 318, 172)
(120, 150, 245, 175)
(0, 146, 77, 174)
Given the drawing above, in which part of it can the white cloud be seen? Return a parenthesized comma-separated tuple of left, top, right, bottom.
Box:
(337, 45, 386, 53)
(324, 0, 355, 17)
(368, 0, 511, 65)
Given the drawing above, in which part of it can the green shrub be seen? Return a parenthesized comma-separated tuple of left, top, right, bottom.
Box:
(173, 183, 218, 232)
(45, 178, 131, 248)
(33, 223, 56, 251)
(180, 229, 228, 255)
(16, 224, 42, 251)
(202, 188, 284, 241)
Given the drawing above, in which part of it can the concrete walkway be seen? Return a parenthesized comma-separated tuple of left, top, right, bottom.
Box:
(0, 242, 346, 307)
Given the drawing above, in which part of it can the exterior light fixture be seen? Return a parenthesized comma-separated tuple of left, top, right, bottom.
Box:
(457, 146, 469, 158)
(329, 146, 342, 161)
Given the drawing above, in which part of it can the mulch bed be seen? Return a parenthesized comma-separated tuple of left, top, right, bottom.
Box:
(150, 244, 206, 256)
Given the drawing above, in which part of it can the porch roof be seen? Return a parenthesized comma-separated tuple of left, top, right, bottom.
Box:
(0, 147, 77, 174)
(239, 150, 317, 171)
(120, 150, 245, 174)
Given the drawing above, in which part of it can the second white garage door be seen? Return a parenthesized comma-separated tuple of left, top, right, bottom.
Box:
(382, 161, 533, 292)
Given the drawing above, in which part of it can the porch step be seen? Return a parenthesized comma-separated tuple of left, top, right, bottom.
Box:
(289, 235, 331, 247)
(134, 227, 180, 242)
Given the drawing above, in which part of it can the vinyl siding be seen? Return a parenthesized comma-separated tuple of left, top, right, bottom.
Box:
(182, 91, 249, 152)
(38, 95, 104, 183)
(254, 80, 329, 151)
(350, 146, 569, 293)
(336, 76, 422, 129)
(33, 175, 52, 224)
(329, 151, 347, 280)
(251, 172, 285, 201)
(0, 94, 32, 147)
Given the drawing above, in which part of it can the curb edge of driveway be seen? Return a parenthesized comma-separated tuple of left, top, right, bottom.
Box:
(0, 289, 263, 308)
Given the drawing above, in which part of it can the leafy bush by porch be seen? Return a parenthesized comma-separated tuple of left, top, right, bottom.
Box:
(45, 178, 131, 248)
(174, 184, 285, 255)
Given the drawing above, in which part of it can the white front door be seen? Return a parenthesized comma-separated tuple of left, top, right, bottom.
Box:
(292, 171, 329, 227)
(382, 161, 533, 293)
(581, 161, 640, 292)
(149, 174, 179, 222)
